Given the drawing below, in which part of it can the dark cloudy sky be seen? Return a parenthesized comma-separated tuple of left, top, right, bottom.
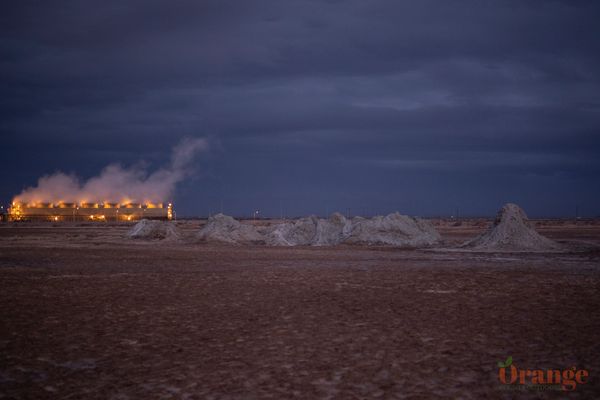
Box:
(2, 1, 600, 217)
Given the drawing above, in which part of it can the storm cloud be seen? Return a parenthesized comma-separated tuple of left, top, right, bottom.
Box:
(2, 1, 600, 217)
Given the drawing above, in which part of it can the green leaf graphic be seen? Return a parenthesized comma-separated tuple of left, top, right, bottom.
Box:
(497, 356, 513, 368)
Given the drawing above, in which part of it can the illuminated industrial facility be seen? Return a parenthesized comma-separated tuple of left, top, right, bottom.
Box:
(8, 201, 173, 222)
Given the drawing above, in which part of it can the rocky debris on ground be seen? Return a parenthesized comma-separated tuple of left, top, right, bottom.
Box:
(127, 219, 180, 240)
(345, 212, 441, 247)
(197, 213, 264, 244)
(462, 203, 561, 251)
(209, 212, 440, 247)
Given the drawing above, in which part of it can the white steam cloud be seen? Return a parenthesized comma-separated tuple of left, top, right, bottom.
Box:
(14, 137, 208, 205)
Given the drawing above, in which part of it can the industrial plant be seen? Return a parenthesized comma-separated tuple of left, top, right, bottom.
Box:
(8, 201, 173, 222)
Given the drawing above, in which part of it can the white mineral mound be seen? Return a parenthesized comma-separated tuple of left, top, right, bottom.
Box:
(314, 212, 353, 246)
(346, 212, 441, 247)
(462, 203, 561, 251)
(197, 213, 264, 244)
(265, 213, 353, 246)
(265, 212, 439, 247)
(265, 216, 319, 246)
(196, 212, 440, 247)
(127, 219, 180, 240)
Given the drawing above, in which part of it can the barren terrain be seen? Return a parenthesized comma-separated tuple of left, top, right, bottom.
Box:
(1, 219, 599, 399)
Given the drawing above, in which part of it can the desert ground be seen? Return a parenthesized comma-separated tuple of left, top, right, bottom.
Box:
(1, 219, 599, 399)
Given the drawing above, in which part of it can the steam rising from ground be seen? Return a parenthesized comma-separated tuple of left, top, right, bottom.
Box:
(14, 137, 207, 204)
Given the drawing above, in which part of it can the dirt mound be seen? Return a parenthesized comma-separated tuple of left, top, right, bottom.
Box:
(127, 219, 180, 240)
(197, 214, 264, 244)
(346, 212, 441, 247)
(462, 203, 561, 251)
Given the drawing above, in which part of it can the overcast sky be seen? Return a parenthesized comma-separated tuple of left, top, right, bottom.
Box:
(2, 1, 600, 217)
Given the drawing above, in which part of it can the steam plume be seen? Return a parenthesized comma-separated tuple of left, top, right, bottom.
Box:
(14, 137, 208, 205)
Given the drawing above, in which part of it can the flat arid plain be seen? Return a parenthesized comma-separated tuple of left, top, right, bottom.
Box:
(1, 219, 599, 399)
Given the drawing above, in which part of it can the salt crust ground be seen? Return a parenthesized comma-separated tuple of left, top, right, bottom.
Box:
(1, 222, 599, 399)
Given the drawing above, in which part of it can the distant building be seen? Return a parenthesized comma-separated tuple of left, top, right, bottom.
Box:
(8, 202, 173, 222)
